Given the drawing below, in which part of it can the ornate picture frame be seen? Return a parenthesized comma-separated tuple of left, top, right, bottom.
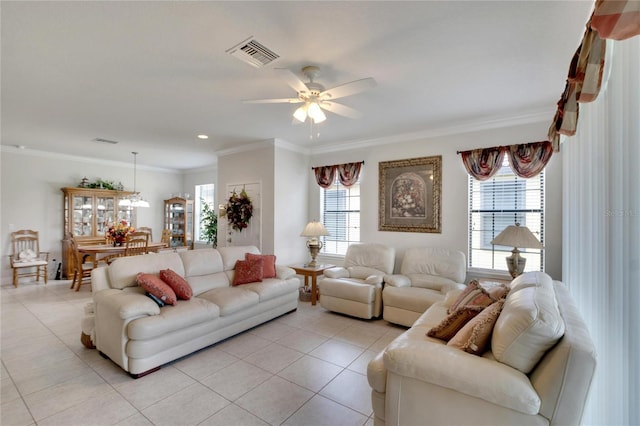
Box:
(378, 155, 442, 233)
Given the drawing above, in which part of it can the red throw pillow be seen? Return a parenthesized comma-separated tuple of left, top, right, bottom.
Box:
(233, 258, 264, 286)
(137, 273, 177, 305)
(245, 253, 277, 279)
(159, 268, 192, 300)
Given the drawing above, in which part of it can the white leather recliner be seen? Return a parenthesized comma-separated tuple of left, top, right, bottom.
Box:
(383, 247, 467, 327)
(320, 243, 395, 319)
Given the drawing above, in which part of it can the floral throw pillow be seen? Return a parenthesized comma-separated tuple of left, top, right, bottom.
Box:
(448, 299, 505, 355)
(137, 273, 177, 305)
(427, 306, 485, 341)
(159, 268, 192, 300)
(245, 253, 277, 279)
(233, 257, 264, 286)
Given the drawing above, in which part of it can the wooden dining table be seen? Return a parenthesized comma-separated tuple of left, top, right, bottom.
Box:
(79, 241, 168, 268)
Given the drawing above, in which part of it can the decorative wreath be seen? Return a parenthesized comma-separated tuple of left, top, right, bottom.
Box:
(226, 188, 253, 232)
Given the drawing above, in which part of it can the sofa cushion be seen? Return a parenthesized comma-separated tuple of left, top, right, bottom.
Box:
(400, 247, 466, 283)
(241, 278, 300, 302)
(127, 297, 220, 340)
(159, 269, 192, 300)
(218, 245, 260, 271)
(137, 273, 177, 305)
(407, 274, 458, 291)
(448, 299, 505, 355)
(383, 286, 443, 314)
(427, 306, 485, 341)
(246, 253, 277, 279)
(492, 272, 565, 373)
(449, 280, 495, 313)
(179, 249, 223, 277)
(348, 266, 384, 280)
(321, 278, 375, 303)
(108, 252, 183, 289)
(198, 287, 260, 316)
(343, 243, 396, 275)
(233, 258, 263, 285)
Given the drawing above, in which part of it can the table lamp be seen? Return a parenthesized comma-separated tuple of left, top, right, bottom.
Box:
(491, 223, 543, 278)
(300, 221, 329, 267)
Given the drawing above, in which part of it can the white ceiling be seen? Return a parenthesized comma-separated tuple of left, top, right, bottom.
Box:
(1, 1, 593, 170)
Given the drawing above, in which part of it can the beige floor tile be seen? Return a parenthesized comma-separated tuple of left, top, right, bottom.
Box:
(114, 366, 196, 410)
(283, 394, 368, 426)
(334, 325, 387, 348)
(199, 403, 269, 426)
(275, 329, 328, 353)
(0, 396, 34, 426)
(85, 357, 132, 387)
(1, 375, 20, 403)
(365, 416, 375, 426)
(37, 389, 137, 426)
(347, 350, 377, 375)
(235, 376, 313, 425)
(249, 320, 299, 341)
(278, 355, 343, 392)
(141, 382, 229, 426)
(309, 339, 365, 367)
(243, 342, 304, 374)
(200, 360, 272, 401)
(23, 370, 112, 421)
(173, 347, 238, 380)
(302, 316, 350, 337)
(12, 356, 93, 396)
(115, 413, 154, 426)
(320, 369, 373, 416)
(216, 331, 272, 358)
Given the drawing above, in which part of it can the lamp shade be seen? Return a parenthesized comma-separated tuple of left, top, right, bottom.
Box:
(491, 223, 543, 249)
(300, 221, 330, 237)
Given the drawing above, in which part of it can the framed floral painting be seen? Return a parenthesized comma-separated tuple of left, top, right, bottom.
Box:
(378, 155, 442, 233)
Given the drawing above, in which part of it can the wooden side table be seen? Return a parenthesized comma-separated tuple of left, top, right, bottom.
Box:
(290, 264, 335, 305)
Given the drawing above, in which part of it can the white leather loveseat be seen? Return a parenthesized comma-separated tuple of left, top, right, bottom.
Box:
(368, 272, 596, 426)
(91, 246, 299, 377)
(383, 247, 467, 327)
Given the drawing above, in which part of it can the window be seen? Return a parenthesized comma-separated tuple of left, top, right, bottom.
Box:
(195, 183, 215, 242)
(468, 158, 544, 272)
(321, 178, 360, 256)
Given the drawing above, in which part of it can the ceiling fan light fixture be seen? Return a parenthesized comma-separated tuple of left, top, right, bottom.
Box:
(308, 102, 326, 123)
(293, 104, 308, 122)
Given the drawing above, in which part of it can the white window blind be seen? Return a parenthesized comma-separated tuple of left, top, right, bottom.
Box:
(321, 179, 360, 256)
(468, 158, 544, 272)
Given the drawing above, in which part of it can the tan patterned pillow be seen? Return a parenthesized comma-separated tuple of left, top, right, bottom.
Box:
(448, 280, 495, 313)
(427, 306, 485, 341)
(448, 299, 505, 355)
(232, 257, 264, 286)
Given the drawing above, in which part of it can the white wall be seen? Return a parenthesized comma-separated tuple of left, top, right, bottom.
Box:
(309, 120, 563, 279)
(1, 149, 182, 283)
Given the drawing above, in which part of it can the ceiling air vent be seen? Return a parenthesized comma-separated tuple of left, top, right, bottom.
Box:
(92, 138, 119, 145)
(226, 37, 279, 68)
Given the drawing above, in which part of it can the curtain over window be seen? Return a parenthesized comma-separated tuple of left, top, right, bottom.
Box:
(460, 142, 553, 180)
(313, 161, 364, 188)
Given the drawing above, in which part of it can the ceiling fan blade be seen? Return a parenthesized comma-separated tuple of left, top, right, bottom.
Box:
(320, 101, 363, 119)
(244, 98, 302, 104)
(320, 77, 376, 100)
(275, 68, 309, 94)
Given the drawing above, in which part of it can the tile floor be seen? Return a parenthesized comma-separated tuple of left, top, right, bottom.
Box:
(1, 280, 407, 425)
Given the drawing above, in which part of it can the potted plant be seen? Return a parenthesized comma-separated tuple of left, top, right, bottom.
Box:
(200, 201, 218, 248)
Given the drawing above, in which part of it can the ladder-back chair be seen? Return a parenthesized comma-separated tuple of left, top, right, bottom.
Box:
(161, 229, 172, 247)
(10, 230, 49, 287)
(137, 227, 153, 241)
(69, 236, 94, 291)
(125, 232, 149, 256)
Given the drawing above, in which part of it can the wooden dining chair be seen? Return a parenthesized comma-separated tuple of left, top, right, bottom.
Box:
(161, 229, 172, 247)
(10, 230, 49, 287)
(125, 232, 149, 256)
(138, 226, 153, 241)
(69, 236, 94, 291)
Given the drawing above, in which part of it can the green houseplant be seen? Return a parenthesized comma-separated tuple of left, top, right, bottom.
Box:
(200, 201, 218, 248)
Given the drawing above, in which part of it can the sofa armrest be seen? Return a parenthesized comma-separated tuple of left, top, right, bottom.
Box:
(383, 274, 411, 287)
(275, 265, 296, 280)
(367, 350, 387, 393)
(365, 275, 383, 285)
(383, 332, 541, 415)
(94, 291, 160, 320)
(324, 267, 349, 279)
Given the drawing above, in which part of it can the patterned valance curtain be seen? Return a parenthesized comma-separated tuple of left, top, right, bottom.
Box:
(313, 161, 364, 188)
(460, 147, 505, 181)
(459, 142, 553, 180)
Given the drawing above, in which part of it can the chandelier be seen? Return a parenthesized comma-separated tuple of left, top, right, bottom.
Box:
(119, 152, 150, 208)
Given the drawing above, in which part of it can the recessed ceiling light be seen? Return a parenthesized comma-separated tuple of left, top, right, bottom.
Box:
(197, 134, 209, 140)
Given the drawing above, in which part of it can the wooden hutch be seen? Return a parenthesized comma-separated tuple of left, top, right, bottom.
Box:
(61, 187, 136, 279)
(164, 196, 194, 249)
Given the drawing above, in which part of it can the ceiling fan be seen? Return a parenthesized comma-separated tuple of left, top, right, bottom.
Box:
(245, 66, 376, 124)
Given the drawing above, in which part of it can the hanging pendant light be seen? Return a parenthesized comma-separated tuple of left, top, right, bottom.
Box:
(119, 151, 150, 208)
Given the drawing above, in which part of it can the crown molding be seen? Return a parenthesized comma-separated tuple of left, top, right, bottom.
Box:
(309, 108, 552, 155)
(0, 145, 179, 174)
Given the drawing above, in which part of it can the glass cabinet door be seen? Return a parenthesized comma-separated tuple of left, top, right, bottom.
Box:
(96, 197, 115, 235)
(73, 195, 94, 236)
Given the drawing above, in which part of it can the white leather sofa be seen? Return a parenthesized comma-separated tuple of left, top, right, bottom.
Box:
(320, 243, 395, 319)
(367, 272, 596, 426)
(382, 247, 467, 326)
(91, 246, 299, 377)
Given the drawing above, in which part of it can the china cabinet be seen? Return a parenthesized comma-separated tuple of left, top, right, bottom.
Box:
(61, 187, 136, 278)
(164, 197, 194, 249)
